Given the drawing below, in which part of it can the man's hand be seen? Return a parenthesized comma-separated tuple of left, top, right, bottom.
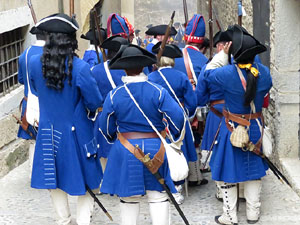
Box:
(223, 41, 232, 54)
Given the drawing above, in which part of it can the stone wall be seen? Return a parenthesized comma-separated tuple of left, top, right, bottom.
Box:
(197, 0, 253, 35)
(134, 0, 197, 38)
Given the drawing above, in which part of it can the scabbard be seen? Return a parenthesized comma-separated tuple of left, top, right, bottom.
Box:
(152, 172, 190, 225)
(86, 187, 113, 221)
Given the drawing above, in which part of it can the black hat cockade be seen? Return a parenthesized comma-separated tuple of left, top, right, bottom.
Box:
(145, 25, 177, 36)
(80, 28, 107, 45)
(35, 13, 79, 34)
(101, 35, 129, 51)
(152, 41, 183, 58)
(109, 44, 157, 70)
(29, 26, 45, 35)
(230, 25, 266, 62)
(213, 30, 232, 47)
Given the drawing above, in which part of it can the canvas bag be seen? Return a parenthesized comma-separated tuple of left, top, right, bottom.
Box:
(25, 47, 39, 127)
(124, 84, 189, 181)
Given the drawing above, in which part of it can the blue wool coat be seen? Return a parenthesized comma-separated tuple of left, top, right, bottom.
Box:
(196, 64, 224, 150)
(29, 56, 103, 195)
(98, 77, 184, 197)
(204, 62, 272, 183)
(17, 45, 44, 139)
(148, 67, 197, 162)
(82, 49, 104, 68)
(174, 46, 208, 81)
(92, 61, 125, 158)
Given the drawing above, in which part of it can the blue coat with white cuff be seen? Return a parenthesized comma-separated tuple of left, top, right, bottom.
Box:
(29, 56, 103, 195)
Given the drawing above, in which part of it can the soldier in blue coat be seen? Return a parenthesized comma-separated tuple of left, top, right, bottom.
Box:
(173, 14, 209, 187)
(98, 44, 185, 225)
(92, 35, 128, 159)
(148, 42, 197, 204)
(204, 25, 272, 225)
(174, 14, 208, 89)
(17, 25, 47, 177)
(81, 28, 107, 68)
(29, 14, 103, 225)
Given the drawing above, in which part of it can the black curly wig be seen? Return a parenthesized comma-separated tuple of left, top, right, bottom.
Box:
(41, 32, 78, 90)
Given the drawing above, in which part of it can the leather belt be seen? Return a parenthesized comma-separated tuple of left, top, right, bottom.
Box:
(210, 106, 223, 118)
(121, 132, 159, 139)
(210, 99, 225, 107)
(118, 132, 166, 174)
(223, 109, 262, 132)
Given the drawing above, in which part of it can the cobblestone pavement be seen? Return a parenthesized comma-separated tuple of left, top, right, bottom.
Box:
(1, 160, 300, 225)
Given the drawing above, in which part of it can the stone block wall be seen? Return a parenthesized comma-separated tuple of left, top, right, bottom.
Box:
(134, 0, 197, 38)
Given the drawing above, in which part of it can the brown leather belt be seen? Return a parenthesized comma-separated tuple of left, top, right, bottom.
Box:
(210, 99, 225, 107)
(118, 132, 166, 174)
(121, 132, 159, 139)
(223, 109, 262, 130)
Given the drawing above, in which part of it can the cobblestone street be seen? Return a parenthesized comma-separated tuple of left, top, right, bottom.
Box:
(0, 160, 300, 225)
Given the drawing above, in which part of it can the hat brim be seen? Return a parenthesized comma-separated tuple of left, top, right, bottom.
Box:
(30, 27, 45, 35)
(145, 25, 177, 36)
(152, 42, 182, 58)
(109, 55, 156, 69)
(234, 45, 267, 62)
(109, 44, 157, 69)
(101, 35, 129, 51)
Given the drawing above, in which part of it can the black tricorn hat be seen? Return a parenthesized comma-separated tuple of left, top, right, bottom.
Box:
(213, 30, 231, 47)
(152, 41, 182, 58)
(135, 29, 141, 35)
(109, 44, 157, 70)
(80, 28, 107, 45)
(145, 25, 177, 36)
(231, 25, 266, 62)
(101, 35, 129, 51)
(35, 13, 79, 34)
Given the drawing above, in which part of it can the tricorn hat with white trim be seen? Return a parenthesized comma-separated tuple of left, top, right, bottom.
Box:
(35, 13, 79, 34)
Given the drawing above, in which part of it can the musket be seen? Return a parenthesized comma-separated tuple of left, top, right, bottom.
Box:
(86, 187, 113, 221)
(92, 8, 107, 62)
(238, 0, 243, 26)
(212, 8, 223, 31)
(156, 11, 175, 62)
(27, 0, 37, 24)
(69, 0, 75, 17)
(90, 11, 101, 64)
(208, 0, 213, 59)
(182, 0, 188, 26)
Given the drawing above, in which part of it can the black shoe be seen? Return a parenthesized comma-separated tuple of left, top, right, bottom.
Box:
(188, 179, 208, 187)
(215, 194, 223, 202)
(215, 215, 238, 225)
(247, 219, 259, 224)
(201, 168, 211, 173)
